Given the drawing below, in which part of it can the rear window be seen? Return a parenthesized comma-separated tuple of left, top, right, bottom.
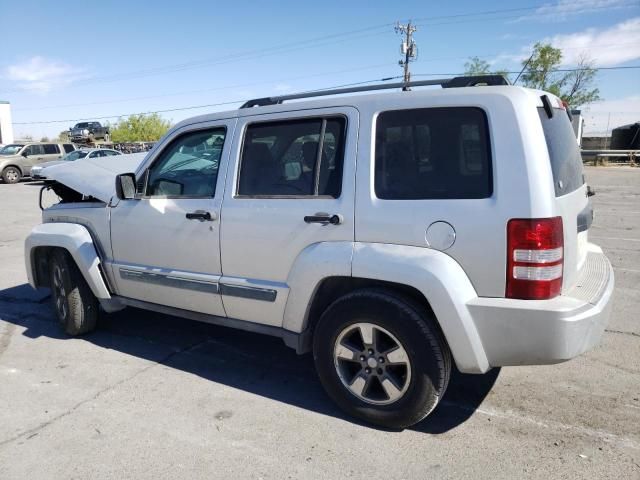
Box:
(537, 108, 584, 197)
(375, 107, 492, 199)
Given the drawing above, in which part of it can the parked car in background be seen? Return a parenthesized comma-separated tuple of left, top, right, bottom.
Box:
(31, 148, 122, 179)
(69, 122, 110, 143)
(0, 142, 76, 183)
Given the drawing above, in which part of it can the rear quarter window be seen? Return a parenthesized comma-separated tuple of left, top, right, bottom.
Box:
(375, 107, 492, 199)
(537, 108, 584, 196)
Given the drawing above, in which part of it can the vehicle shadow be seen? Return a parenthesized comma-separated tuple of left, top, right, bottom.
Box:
(0, 283, 500, 434)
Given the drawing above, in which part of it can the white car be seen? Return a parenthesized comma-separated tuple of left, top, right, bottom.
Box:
(24, 76, 614, 428)
(30, 148, 121, 180)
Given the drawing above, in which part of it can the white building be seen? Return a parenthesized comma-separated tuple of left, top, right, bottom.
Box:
(0, 101, 14, 145)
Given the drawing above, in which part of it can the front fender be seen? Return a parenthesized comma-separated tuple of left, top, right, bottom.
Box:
(24, 222, 112, 301)
(352, 243, 489, 373)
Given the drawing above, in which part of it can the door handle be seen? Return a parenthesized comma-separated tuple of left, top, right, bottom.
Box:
(304, 213, 343, 225)
(186, 210, 216, 221)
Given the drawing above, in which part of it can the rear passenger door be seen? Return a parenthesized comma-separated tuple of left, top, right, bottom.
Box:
(42, 144, 62, 161)
(219, 108, 358, 326)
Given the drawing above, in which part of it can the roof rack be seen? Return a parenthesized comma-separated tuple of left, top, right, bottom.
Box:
(240, 75, 510, 109)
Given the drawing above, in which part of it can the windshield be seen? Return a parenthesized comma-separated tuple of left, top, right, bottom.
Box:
(74, 123, 90, 129)
(62, 150, 89, 161)
(0, 144, 25, 155)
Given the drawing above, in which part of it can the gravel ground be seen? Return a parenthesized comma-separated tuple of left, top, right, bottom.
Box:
(0, 167, 638, 479)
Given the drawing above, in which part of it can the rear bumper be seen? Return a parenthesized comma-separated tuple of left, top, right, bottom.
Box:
(467, 245, 614, 368)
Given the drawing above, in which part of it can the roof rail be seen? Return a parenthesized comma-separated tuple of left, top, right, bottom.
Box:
(240, 75, 510, 109)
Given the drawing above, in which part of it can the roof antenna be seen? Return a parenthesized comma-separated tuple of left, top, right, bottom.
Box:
(514, 53, 534, 85)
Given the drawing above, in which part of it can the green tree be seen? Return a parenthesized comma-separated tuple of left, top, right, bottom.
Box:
(57, 131, 70, 142)
(110, 113, 171, 142)
(520, 43, 600, 107)
(464, 56, 510, 81)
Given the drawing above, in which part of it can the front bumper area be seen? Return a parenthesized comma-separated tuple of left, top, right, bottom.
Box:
(467, 245, 614, 368)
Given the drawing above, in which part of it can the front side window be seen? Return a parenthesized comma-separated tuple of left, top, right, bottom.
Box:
(238, 116, 345, 197)
(63, 144, 75, 153)
(375, 107, 492, 199)
(145, 127, 226, 198)
(43, 144, 60, 154)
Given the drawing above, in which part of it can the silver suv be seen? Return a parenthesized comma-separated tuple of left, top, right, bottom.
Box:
(24, 76, 614, 428)
(0, 142, 76, 183)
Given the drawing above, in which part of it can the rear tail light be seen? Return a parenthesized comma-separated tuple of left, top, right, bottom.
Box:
(506, 217, 564, 300)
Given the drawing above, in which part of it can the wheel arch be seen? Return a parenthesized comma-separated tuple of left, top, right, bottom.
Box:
(2, 164, 24, 175)
(283, 242, 490, 373)
(25, 223, 112, 301)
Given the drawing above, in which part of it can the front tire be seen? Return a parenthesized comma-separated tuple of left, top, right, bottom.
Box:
(49, 249, 98, 335)
(1, 166, 22, 184)
(313, 289, 451, 428)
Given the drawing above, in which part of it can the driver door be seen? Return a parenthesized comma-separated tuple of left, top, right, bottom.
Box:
(109, 119, 236, 316)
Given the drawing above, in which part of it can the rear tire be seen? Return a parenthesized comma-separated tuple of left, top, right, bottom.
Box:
(49, 249, 98, 336)
(2, 166, 21, 184)
(313, 289, 451, 429)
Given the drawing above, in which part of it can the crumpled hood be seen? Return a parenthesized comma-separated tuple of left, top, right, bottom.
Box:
(43, 152, 147, 203)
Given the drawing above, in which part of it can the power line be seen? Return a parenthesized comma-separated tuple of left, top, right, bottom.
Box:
(7, 2, 628, 94)
(15, 42, 640, 113)
(13, 66, 640, 126)
(13, 63, 392, 111)
(412, 65, 640, 76)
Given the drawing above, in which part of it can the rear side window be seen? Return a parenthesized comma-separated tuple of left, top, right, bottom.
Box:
(238, 117, 346, 197)
(43, 144, 60, 154)
(375, 107, 492, 199)
(537, 108, 584, 197)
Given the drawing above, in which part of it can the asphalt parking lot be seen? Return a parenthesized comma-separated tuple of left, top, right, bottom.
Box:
(0, 167, 638, 479)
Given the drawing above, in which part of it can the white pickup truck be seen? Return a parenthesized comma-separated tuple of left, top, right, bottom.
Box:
(25, 76, 614, 428)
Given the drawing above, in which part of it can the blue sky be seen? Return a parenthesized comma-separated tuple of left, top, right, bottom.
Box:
(2, 0, 639, 139)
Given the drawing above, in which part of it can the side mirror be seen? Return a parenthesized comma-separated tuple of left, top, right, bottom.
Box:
(22, 151, 28, 157)
(115, 173, 137, 200)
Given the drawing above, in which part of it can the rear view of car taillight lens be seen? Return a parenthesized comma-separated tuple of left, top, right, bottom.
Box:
(506, 217, 564, 300)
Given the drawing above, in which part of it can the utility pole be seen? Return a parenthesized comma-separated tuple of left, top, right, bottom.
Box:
(395, 21, 417, 91)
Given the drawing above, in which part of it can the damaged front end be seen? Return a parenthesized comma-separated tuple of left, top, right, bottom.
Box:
(36, 152, 147, 210)
(38, 181, 103, 210)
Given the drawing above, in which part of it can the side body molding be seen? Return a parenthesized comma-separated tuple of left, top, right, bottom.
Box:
(25, 223, 121, 311)
(351, 243, 490, 373)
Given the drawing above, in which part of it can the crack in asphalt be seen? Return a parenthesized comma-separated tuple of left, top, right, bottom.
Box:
(0, 323, 16, 359)
(606, 329, 640, 339)
(0, 338, 211, 449)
